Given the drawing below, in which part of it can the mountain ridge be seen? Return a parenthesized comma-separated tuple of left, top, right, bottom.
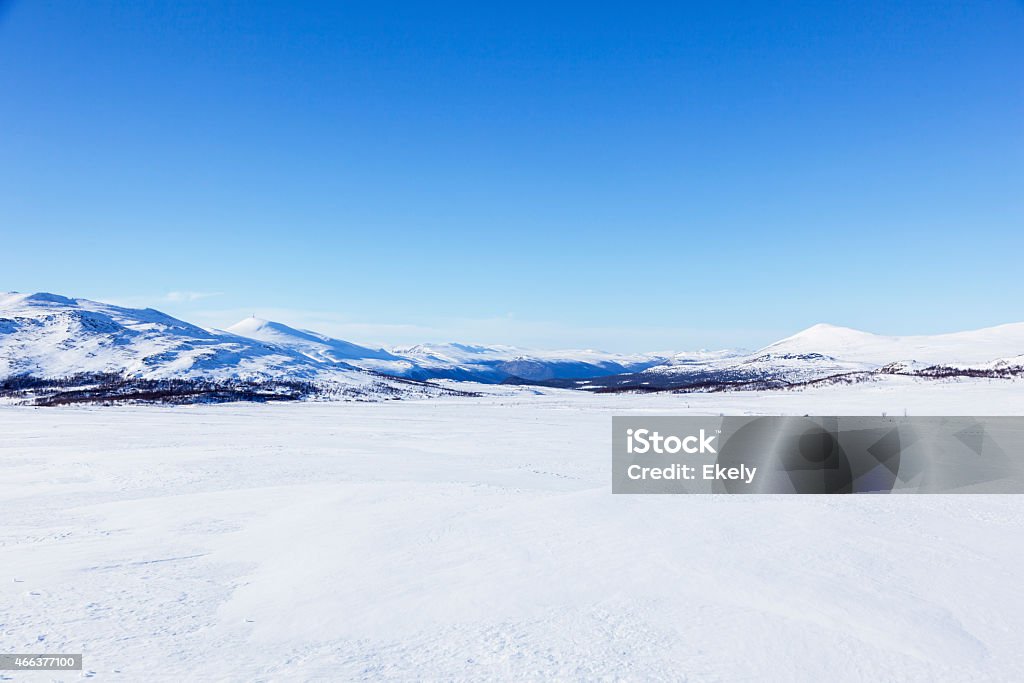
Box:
(2, 292, 1023, 399)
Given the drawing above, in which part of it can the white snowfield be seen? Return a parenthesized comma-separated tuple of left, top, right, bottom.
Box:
(2, 378, 1024, 682)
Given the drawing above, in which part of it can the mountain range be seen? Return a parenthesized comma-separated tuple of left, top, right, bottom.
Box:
(566, 321, 1024, 392)
(226, 317, 665, 382)
(1, 291, 1022, 403)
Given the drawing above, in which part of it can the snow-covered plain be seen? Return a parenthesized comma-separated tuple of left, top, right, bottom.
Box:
(2, 378, 1024, 681)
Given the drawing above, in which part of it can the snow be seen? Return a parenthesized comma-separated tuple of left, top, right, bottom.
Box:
(228, 321, 669, 382)
(763, 322, 1024, 366)
(0, 293, 447, 398)
(658, 348, 747, 365)
(225, 318, 398, 363)
(1, 293, 667, 387)
(371, 342, 665, 382)
(392, 341, 660, 366)
(638, 322, 1024, 387)
(2, 378, 1023, 681)
(6, 293, 1024, 392)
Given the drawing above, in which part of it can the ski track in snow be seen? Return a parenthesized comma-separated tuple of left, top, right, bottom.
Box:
(1, 381, 1023, 681)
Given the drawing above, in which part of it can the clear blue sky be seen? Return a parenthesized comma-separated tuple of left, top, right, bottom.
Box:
(2, 1, 1022, 351)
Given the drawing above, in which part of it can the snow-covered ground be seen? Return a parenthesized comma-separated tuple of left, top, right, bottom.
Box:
(2, 379, 1023, 681)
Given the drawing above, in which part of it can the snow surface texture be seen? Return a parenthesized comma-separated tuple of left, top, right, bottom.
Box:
(2, 381, 1024, 681)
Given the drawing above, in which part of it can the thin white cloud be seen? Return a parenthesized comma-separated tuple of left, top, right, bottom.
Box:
(163, 291, 223, 303)
(102, 291, 225, 309)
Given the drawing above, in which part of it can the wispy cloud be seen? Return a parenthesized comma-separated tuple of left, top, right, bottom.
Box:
(163, 291, 222, 303)
(104, 291, 225, 309)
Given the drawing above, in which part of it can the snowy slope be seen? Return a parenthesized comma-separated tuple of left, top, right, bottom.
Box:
(226, 317, 398, 363)
(0, 292, 339, 381)
(628, 322, 1024, 390)
(0, 293, 449, 399)
(225, 320, 667, 382)
(224, 317, 434, 378)
(0, 292, 665, 388)
(763, 322, 1024, 366)
(5, 291, 1023, 395)
(389, 342, 665, 381)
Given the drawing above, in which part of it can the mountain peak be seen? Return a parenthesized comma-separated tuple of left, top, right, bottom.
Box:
(761, 321, 1024, 365)
(1, 291, 78, 308)
(790, 322, 870, 336)
(226, 317, 283, 335)
(801, 322, 854, 333)
(226, 317, 397, 362)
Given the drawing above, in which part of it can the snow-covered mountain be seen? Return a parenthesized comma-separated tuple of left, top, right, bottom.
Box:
(389, 342, 664, 382)
(0, 292, 452, 401)
(762, 322, 1024, 366)
(3, 292, 1022, 401)
(0, 292, 668, 401)
(0, 292, 334, 381)
(227, 317, 399, 364)
(227, 319, 666, 382)
(590, 322, 1024, 391)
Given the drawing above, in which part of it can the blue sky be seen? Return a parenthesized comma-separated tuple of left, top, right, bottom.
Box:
(1, 1, 1022, 351)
